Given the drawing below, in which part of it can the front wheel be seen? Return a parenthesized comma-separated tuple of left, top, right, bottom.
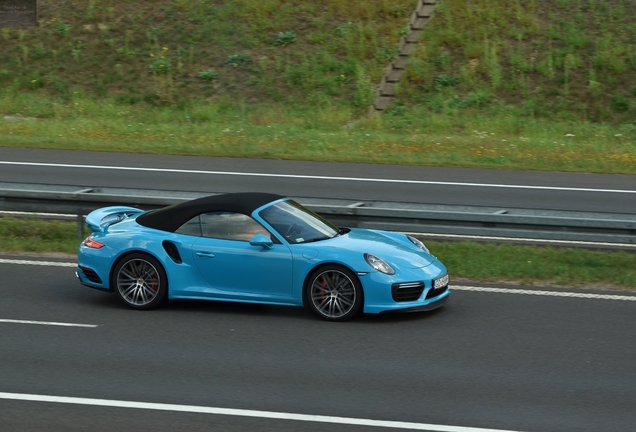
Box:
(112, 253, 167, 310)
(306, 265, 363, 321)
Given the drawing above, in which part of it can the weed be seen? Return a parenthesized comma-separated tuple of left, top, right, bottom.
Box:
(56, 24, 72, 36)
(225, 53, 251, 67)
(30, 45, 47, 61)
(198, 69, 219, 82)
(610, 95, 630, 112)
(397, 26, 411, 38)
(335, 22, 354, 37)
(387, 5, 408, 18)
(275, 31, 297, 47)
(353, 64, 374, 108)
(149, 58, 171, 74)
(29, 77, 45, 90)
(376, 44, 398, 63)
(19, 45, 28, 63)
(307, 33, 327, 45)
(435, 74, 459, 87)
(484, 41, 502, 89)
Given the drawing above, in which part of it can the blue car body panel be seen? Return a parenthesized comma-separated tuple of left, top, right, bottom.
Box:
(77, 198, 449, 314)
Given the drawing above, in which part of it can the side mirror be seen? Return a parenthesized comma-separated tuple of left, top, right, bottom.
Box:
(249, 234, 273, 250)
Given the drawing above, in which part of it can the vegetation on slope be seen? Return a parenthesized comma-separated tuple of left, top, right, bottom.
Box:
(0, 0, 410, 108)
(400, 0, 636, 124)
(0, 0, 635, 173)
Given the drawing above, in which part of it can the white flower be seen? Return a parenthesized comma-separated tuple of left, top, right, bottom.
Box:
(565, 133, 575, 137)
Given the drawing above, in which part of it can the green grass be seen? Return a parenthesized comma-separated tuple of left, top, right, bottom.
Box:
(1, 95, 635, 173)
(1, 217, 634, 289)
(0, 217, 81, 254)
(430, 241, 636, 288)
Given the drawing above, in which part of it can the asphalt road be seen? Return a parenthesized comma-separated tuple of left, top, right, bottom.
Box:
(1, 258, 635, 432)
(0, 148, 635, 214)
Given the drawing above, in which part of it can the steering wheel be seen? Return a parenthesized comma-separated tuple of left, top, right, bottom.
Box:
(285, 223, 302, 240)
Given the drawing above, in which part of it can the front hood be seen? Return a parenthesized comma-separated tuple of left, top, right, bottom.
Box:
(322, 228, 434, 269)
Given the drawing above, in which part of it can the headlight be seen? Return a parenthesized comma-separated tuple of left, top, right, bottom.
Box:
(407, 235, 429, 253)
(364, 253, 395, 275)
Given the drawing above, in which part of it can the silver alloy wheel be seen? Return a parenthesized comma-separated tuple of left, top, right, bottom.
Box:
(310, 269, 357, 319)
(116, 258, 161, 307)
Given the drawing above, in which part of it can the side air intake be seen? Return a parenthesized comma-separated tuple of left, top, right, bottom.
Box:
(162, 241, 183, 264)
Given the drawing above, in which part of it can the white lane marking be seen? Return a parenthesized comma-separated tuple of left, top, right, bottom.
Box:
(0, 392, 526, 432)
(1, 161, 634, 194)
(0, 258, 76, 267)
(0, 210, 75, 217)
(403, 232, 636, 249)
(0, 319, 97, 328)
(452, 285, 636, 301)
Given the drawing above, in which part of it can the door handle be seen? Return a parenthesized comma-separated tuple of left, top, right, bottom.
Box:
(195, 251, 215, 258)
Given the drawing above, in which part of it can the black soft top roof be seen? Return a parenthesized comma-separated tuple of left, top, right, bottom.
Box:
(137, 192, 284, 232)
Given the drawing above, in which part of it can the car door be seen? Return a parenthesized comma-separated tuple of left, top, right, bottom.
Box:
(190, 212, 293, 297)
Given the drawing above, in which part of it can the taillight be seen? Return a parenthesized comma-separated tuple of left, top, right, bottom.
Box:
(84, 237, 105, 249)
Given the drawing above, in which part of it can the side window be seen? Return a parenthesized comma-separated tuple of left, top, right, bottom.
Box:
(175, 215, 202, 236)
(200, 212, 271, 242)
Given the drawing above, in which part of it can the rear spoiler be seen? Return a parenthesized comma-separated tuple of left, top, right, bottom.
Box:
(85, 206, 146, 233)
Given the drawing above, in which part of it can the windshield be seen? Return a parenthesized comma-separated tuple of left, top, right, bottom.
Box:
(259, 200, 339, 244)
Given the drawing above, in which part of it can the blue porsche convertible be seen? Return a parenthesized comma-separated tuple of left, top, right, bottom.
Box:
(77, 193, 449, 321)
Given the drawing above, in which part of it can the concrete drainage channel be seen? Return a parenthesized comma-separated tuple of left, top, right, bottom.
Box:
(0, 183, 635, 249)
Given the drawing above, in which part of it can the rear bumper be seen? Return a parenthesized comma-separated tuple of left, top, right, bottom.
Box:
(76, 268, 112, 292)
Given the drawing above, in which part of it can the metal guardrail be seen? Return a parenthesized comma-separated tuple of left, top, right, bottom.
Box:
(0, 183, 635, 245)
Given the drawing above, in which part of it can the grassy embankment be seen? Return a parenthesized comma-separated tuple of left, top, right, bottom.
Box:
(0, 0, 634, 173)
(1, 217, 635, 289)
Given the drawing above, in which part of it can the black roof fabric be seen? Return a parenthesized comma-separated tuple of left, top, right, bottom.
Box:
(136, 192, 284, 232)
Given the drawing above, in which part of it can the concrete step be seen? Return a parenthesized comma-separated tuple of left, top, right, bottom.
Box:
(371, 0, 439, 113)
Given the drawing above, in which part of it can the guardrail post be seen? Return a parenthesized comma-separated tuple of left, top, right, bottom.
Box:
(77, 214, 84, 240)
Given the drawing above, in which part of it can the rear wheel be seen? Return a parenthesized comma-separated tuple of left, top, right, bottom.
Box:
(113, 253, 167, 310)
(306, 265, 362, 321)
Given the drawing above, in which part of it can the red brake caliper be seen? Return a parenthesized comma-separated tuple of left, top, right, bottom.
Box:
(320, 279, 328, 304)
(149, 276, 159, 292)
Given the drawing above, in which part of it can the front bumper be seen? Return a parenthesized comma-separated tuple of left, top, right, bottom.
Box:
(379, 291, 449, 313)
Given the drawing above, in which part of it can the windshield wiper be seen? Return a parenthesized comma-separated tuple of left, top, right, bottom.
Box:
(302, 235, 333, 243)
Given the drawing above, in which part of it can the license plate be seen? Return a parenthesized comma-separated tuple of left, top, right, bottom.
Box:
(434, 274, 448, 290)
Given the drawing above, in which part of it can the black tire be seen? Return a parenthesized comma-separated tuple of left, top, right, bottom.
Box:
(112, 253, 168, 310)
(306, 265, 363, 321)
